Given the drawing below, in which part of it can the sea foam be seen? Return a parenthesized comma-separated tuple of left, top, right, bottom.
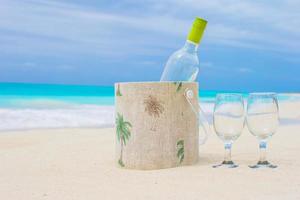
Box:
(0, 102, 214, 131)
(0, 105, 114, 131)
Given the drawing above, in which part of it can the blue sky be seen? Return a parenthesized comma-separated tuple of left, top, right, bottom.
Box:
(0, 0, 299, 92)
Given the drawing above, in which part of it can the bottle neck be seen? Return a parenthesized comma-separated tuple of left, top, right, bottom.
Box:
(183, 40, 198, 53)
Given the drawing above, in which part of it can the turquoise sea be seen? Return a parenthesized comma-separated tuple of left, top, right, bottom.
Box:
(0, 83, 298, 131)
(0, 82, 227, 108)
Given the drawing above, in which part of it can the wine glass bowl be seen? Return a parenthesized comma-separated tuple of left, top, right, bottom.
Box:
(213, 93, 245, 168)
(214, 102, 245, 143)
(247, 93, 279, 168)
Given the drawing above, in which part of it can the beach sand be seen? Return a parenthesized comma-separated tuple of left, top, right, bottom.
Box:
(0, 101, 299, 200)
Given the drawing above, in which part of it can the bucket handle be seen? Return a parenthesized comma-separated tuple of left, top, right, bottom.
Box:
(184, 88, 210, 145)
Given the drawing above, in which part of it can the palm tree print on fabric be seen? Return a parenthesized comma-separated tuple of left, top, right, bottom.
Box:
(116, 84, 122, 96)
(144, 95, 164, 131)
(177, 140, 184, 164)
(173, 82, 183, 92)
(116, 113, 132, 167)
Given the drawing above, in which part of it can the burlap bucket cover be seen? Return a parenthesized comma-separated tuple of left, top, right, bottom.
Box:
(115, 82, 199, 170)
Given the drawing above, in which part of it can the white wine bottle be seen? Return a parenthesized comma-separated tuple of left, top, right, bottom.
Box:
(160, 18, 210, 142)
(160, 17, 207, 81)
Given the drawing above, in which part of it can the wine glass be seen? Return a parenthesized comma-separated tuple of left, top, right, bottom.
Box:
(213, 93, 245, 168)
(247, 93, 279, 168)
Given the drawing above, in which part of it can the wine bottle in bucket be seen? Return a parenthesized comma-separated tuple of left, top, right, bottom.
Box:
(160, 17, 207, 81)
(160, 17, 210, 143)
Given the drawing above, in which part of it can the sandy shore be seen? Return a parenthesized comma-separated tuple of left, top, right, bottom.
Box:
(0, 101, 299, 200)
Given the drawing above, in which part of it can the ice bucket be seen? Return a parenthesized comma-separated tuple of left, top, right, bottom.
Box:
(115, 82, 207, 170)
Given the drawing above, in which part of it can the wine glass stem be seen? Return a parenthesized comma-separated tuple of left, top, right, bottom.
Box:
(224, 143, 232, 162)
(259, 141, 267, 162)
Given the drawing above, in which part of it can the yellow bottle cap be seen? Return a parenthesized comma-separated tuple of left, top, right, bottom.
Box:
(187, 17, 207, 44)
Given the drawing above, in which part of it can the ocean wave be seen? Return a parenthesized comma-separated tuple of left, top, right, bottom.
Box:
(1, 95, 298, 131)
(0, 102, 215, 131)
(0, 94, 300, 131)
(0, 105, 115, 131)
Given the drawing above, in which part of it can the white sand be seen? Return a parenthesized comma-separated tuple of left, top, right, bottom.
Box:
(0, 101, 299, 200)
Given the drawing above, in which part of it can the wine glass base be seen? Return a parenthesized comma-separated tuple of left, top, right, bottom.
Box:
(249, 161, 277, 169)
(213, 160, 238, 168)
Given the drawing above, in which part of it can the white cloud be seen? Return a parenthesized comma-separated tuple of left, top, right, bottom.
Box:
(0, 0, 188, 58)
(200, 62, 254, 74)
(0, 0, 299, 59)
(238, 67, 253, 73)
(160, 0, 300, 51)
(23, 62, 37, 68)
(201, 62, 214, 68)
